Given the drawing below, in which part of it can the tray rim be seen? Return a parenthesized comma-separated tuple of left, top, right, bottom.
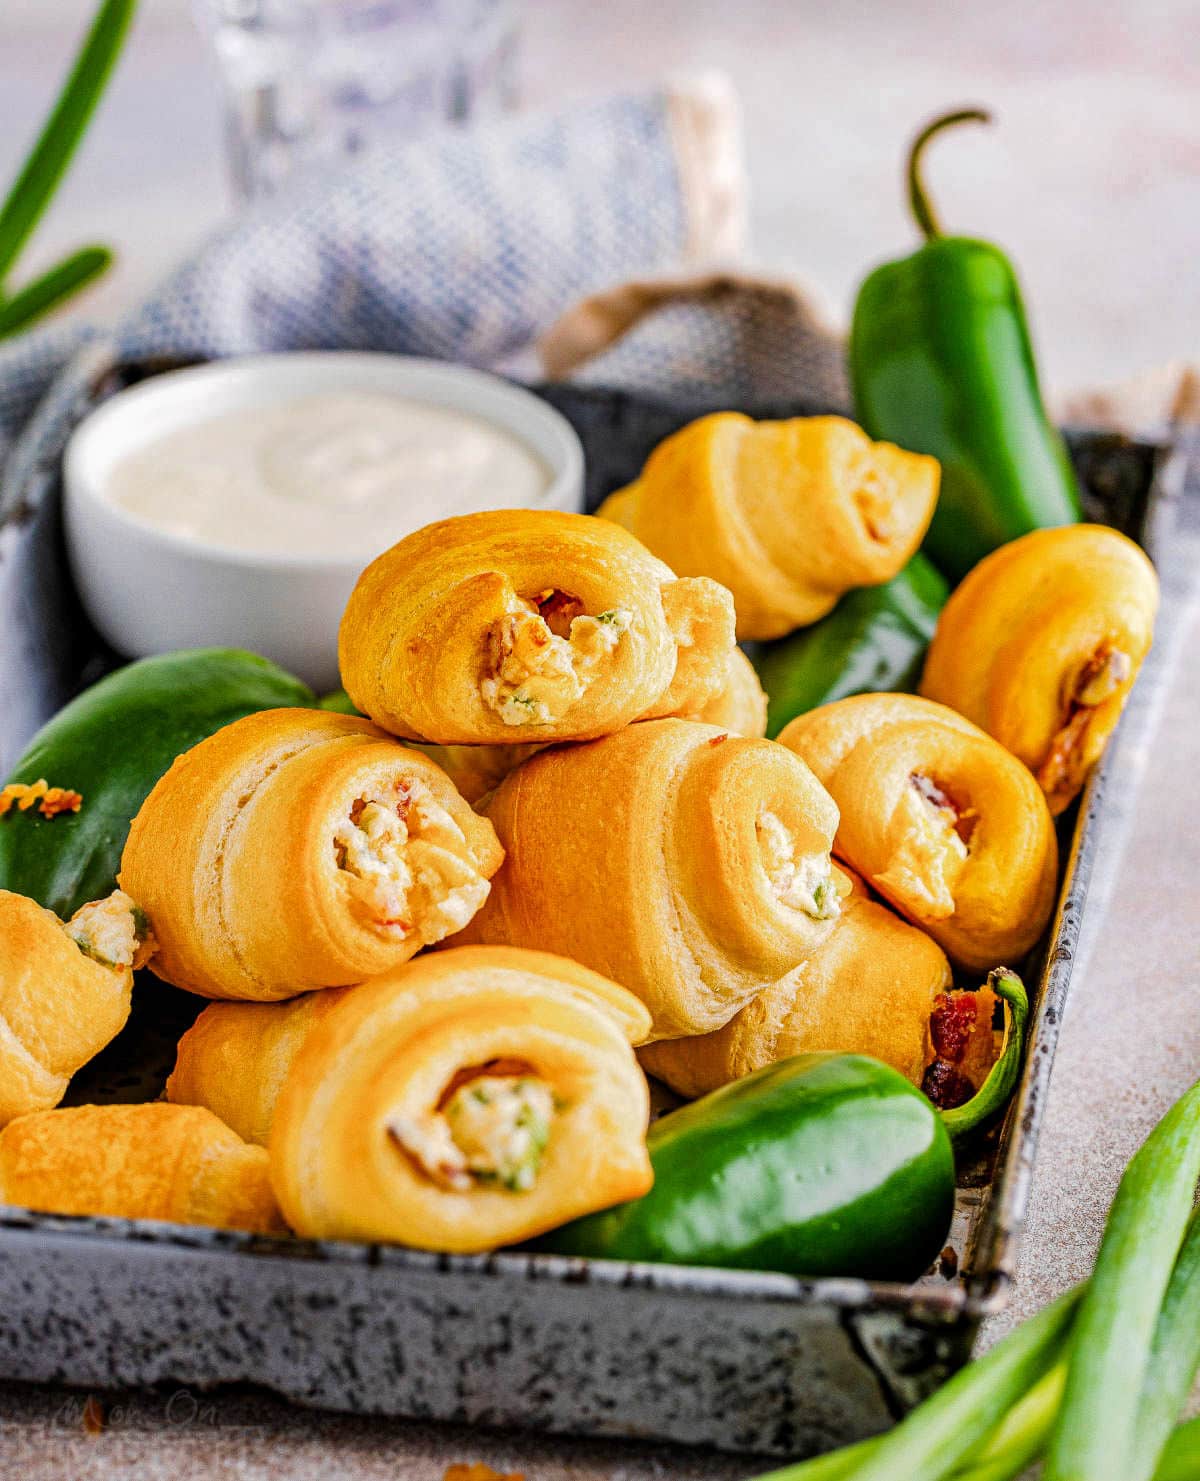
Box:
(0, 363, 1186, 1335)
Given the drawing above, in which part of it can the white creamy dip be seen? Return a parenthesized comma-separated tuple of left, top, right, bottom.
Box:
(104, 391, 551, 558)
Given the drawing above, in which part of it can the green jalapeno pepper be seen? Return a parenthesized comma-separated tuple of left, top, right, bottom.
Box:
(850, 108, 1081, 582)
(0, 648, 313, 918)
(751, 553, 949, 738)
(318, 688, 363, 716)
(541, 1052, 955, 1281)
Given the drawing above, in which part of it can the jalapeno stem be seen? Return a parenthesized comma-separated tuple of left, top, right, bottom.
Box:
(940, 969, 1028, 1146)
(907, 108, 993, 241)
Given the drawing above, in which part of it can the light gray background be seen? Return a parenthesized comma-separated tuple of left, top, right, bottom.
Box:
(1, 2, 1198, 1475)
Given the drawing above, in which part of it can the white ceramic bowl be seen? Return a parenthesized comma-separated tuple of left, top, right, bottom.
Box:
(63, 352, 585, 693)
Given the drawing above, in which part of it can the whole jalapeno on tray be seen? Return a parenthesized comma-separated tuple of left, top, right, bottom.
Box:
(541, 1051, 956, 1281)
(0, 648, 313, 918)
(850, 108, 1081, 582)
(751, 552, 949, 738)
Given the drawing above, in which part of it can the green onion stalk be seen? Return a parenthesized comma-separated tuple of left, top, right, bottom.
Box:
(0, 0, 136, 338)
(745, 1076, 1200, 1481)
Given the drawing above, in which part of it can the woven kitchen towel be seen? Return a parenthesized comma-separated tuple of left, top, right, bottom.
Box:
(0, 72, 748, 494)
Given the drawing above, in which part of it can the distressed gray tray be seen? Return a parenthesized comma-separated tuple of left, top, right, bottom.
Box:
(0, 362, 1193, 1458)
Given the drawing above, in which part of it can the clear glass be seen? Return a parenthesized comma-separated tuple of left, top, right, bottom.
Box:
(193, 0, 522, 199)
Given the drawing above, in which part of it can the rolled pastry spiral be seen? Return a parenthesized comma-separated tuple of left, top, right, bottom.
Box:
(0, 889, 154, 1126)
(920, 524, 1159, 814)
(169, 945, 651, 1149)
(338, 509, 736, 744)
(598, 413, 939, 640)
(0, 1103, 286, 1234)
(268, 946, 653, 1251)
(639, 870, 955, 1096)
(120, 709, 503, 1002)
(456, 718, 845, 1040)
(778, 694, 1058, 972)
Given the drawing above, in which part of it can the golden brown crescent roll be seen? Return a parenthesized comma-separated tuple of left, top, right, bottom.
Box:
(338, 508, 736, 744)
(778, 694, 1057, 972)
(920, 525, 1159, 814)
(120, 709, 503, 1002)
(268, 946, 653, 1251)
(167, 989, 352, 1146)
(598, 413, 939, 640)
(684, 647, 769, 736)
(639, 870, 953, 1095)
(169, 945, 651, 1148)
(455, 718, 845, 1040)
(0, 1103, 286, 1234)
(0, 889, 154, 1126)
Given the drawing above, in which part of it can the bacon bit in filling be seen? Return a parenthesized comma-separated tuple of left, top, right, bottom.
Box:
(756, 808, 844, 920)
(929, 989, 979, 1061)
(1037, 646, 1133, 805)
(876, 774, 974, 921)
(921, 991, 982, 1110)
(65, 889, 156, 972)
(534, 587, 585, 637)
(333, 783, 488, 942)
(480, 592, 633, 727)
(389, 1063, 556, 1193)
(0, 780, 83, 819)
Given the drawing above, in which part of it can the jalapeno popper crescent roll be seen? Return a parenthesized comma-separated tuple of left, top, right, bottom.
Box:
(598, 413, 939, 640)
(168, 946, 651, 1151)
(779, 694, 1057, 972)
(338, 509, 736, 745)
(267, 946, 653, 1251)
(639, 871, 994, 1101)
(0, 888, 155, 1126)
(119, 709, 503, 1002)
(456, 718, 845, 1040)
(920, 525, 1159, 814)
(0, 1103, 286, 1234)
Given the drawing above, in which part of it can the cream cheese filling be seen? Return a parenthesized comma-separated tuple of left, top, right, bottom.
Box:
(756, 808, 843, 920)
(876, 775, 970, 920)
(333, 783, 488, 941)
(65, 889, 155, 972)
(481, 594, 633, 727)
(389, 1072, 556, 1193)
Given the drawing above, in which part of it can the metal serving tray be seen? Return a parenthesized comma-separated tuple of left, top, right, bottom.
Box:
(0, 360, 1192, 1458)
